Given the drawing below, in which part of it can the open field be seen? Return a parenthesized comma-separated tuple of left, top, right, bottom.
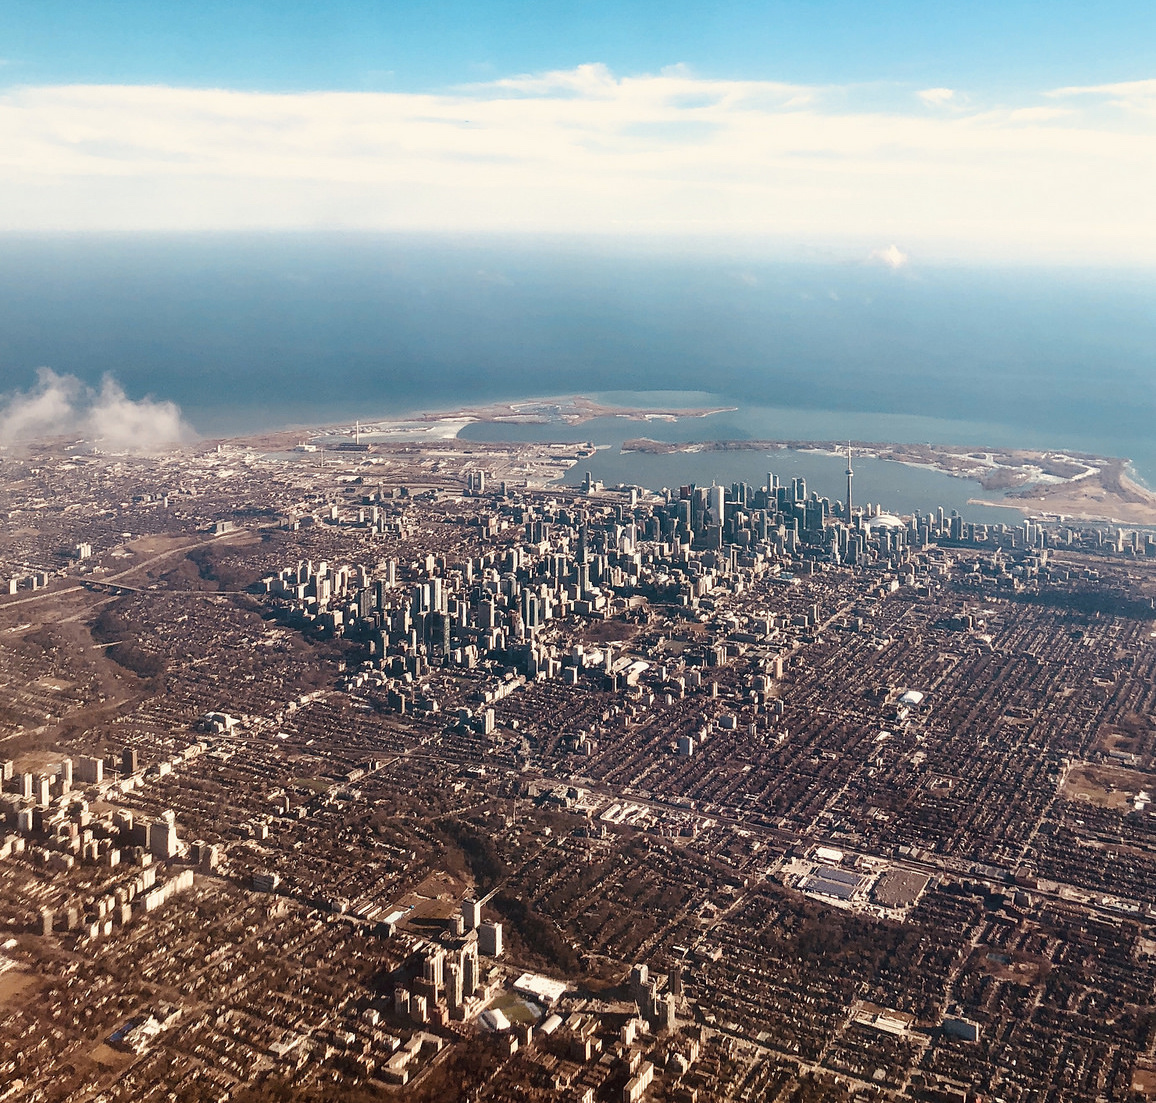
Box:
(1062, 763, 1155, 810)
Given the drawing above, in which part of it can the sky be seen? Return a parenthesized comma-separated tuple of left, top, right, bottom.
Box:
(0, 1, 1154, 261)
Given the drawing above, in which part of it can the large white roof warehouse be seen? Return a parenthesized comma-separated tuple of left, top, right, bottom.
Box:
(513, 972, 568, 1006)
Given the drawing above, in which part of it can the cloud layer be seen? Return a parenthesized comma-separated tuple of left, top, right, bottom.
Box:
(0, 66, 1153, 260)
(0, 369, 191, 450)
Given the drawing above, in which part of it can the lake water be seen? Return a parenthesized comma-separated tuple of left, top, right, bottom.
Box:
(1, 233, 1152, 519)
(460, 402, 1025, 523)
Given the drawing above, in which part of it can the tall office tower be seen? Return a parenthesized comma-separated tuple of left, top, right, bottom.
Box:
(444, 961, 464, 1010)
(804, 499, 824, 534)
(461, 942, 480, 995)
(412, 583, 430, 615)
(708, 484, 725, 525)
(845, 442, 854, 522)
(35, 775, 51, 806)
(792, 476, 807, 502)
(422, 948, 446, 989)
(630, 963, 649, 1000)
(428, 612, 451, 656)
(462, 897, 482, 930)
(357, 587, 374, 619)
(149, 811, 180, 859)
(478, 921, 503, 957)
(59, 758, 73, 785)
(122, 748, 138, 776)
(520, 591, 541, 633)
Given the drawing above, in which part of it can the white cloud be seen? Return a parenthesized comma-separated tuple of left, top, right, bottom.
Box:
(0, 369, 84, 441)
(869, 244, 909, 269)
(0, 369, 191, 450)
(0, 68, 1152, 261)
(917, 87, 955, 107)
(1048, 78, 1156, 99)
(1046, 78, 1156, 118)
(1006, 106, 1073, 123)
(489, 61, 621, 98)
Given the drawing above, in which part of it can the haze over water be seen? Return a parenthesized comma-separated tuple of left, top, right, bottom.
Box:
(1, 235, 1153, 506)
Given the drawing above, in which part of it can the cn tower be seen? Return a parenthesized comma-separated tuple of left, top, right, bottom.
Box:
(845, 442, 854, 523)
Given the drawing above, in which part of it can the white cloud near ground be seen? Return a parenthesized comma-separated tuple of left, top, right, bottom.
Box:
(0, 68, 1153, 261)
(0, 369, 191, 450)
(869, 244, 909, 269)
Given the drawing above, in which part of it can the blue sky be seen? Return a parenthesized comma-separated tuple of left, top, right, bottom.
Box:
(0, 2, 1153, 259)
(2, 0, 1152, 96)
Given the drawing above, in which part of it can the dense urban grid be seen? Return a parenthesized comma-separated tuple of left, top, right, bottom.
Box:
(1, 433, 1155, 1103)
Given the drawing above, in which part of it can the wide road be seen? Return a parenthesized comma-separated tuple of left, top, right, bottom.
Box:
(0, 528, 262, 611)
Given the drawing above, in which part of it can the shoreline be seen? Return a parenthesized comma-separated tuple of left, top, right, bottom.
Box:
(8, 393, 1156, 527)
(231, 395, 736, 452)
(969, 465, 1156, 527)
(615, 437, 1156, 526)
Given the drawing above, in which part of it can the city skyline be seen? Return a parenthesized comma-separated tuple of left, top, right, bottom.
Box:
(2, 425, 1154, 1100)
(2, 6, 1154, 1102)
